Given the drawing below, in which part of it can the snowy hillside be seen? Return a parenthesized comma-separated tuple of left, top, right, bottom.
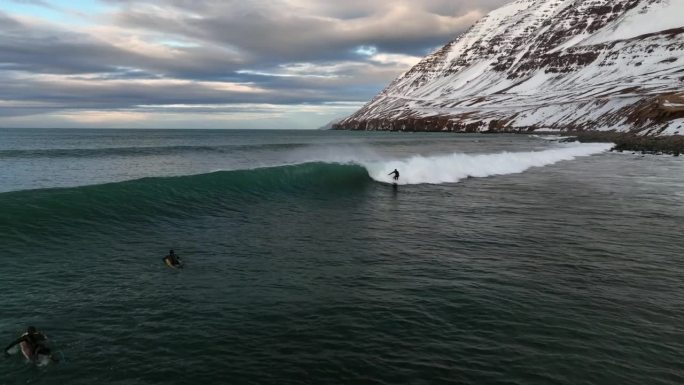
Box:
(335, 0, 684, 135)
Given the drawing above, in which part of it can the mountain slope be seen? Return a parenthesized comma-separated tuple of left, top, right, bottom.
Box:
(334, 0, 684, 135)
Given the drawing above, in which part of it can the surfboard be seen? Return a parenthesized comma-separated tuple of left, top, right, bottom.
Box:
(19, 340, 32, 360)
(19, 340, 52, 366)
(164, 257, 183, 269)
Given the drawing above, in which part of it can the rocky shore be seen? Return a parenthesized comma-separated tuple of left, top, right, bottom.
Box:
(568, 131, 684, 156)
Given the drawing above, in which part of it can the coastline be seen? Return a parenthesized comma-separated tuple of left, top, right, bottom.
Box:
(331, 123, 683, 156)
(569, 131, 684, 156)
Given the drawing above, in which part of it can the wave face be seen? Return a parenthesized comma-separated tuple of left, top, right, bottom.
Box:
(0, 162, 370, 236)
(0, 143, 612, 238)
(364, 143, 613, 184)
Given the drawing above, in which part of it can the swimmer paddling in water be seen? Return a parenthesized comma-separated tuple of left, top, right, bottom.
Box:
(4, 326, 59, 364)
(163, 249, 183, 268)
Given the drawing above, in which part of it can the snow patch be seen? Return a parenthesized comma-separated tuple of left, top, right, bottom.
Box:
(583, 0, 684, 45)
(659, 118, 684, 136)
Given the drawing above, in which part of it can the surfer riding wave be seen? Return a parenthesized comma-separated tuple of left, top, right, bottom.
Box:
(365, 143, 612, 185)
(388, 169, 399, 182)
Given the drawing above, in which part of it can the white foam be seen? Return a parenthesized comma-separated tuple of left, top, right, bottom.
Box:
(530, 135, 575, 141)
(363, 143, 613, 185)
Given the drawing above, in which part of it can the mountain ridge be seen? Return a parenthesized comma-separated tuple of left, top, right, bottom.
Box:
(334, 0, 684, 136)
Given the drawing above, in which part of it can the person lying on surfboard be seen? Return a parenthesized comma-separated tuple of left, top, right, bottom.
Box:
(388, 169, 400, 181)
(4, 326, 59, 363)
(163, 249, 183, 268)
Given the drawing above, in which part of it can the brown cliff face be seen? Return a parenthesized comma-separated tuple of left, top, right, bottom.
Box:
(335, 0, 684, 136)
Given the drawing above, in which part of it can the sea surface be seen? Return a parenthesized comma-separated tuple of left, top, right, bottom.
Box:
(1, 129, 682, 385)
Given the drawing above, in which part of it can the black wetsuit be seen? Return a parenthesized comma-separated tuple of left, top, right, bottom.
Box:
(389, 170, 400, 181)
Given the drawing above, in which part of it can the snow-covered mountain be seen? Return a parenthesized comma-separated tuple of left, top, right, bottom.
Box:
(335, 0, 684, 135)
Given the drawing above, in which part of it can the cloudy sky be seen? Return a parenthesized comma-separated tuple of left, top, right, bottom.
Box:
(0, 0, 509, 129)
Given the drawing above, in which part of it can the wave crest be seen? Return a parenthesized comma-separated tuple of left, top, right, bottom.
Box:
(0, 143, 612, 235)
(364, 143, 612, 185)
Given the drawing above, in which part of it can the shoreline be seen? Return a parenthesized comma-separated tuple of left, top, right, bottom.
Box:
(567, 131, 683, 156)
(331, 125, 684, 156)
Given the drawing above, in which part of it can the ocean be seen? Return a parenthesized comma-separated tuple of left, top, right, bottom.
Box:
(1, 129, 682, 385)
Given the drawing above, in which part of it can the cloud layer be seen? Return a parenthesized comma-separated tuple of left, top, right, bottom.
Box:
(0, 0, 510, 128)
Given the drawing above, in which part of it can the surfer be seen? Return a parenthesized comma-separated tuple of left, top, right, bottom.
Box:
(163, 249, 183, 268)
(388, 169, 400, 181)
(4, 326, 58, 363)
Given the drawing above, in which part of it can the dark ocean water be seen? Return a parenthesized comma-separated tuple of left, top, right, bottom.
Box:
(1, 129, 682, 385)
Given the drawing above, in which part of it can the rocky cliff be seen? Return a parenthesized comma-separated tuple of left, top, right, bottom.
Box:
(334, 0, 684, 135)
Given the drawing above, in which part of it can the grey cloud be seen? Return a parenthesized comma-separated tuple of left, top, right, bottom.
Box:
(7, 0, 52, 7)
(0, 70, 372, 113)
(0, 0, 512, 127)
(0, 13, 246, 76)
(111, 1, 492, 60)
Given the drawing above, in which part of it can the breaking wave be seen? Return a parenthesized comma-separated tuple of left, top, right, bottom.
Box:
(363, 142, 612, 184)
(0, 143, 611, 236)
